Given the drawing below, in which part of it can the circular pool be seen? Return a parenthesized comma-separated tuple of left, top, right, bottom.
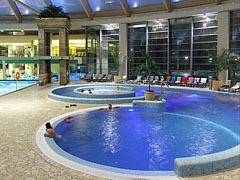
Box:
(73, 86, 136, 98)
(48, 84, 145, 104)
(39, 86, 240, 178)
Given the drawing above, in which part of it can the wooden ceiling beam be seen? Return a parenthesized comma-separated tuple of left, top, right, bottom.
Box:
(6, 0, 22, 23)
(215, 0, 222, 5)
(13, 0, 39, 15)
(163, 0, 173, 12)
(119, 0, 131, 17)
(43, 0, 52, 7)
(79, 0, 94, 20)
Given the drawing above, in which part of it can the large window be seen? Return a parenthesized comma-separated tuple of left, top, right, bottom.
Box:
(230, 10, 240, 56)
(148, 20, 168, 71)
(128, 23, 146, 76)
(192, 14, 217, 73)
(101, 24, 119, 75)
(169, 17, 191, 72)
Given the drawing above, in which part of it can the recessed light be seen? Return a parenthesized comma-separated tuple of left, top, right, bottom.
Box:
(134, 3, 138, 8)
(96, 7, 100, 11)
(25, 10, 29, 14)
(0, 29, 3, 32)
(21, 29, 24, 32)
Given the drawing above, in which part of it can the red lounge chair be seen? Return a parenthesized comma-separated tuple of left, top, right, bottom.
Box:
(180, 77, 188, 86)
(166, 76, 171, 83)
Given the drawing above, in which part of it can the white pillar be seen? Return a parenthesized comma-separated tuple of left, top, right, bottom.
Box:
(2, 60, 6, 80)
(217, 11, 230, 83)
(119, 23, 128, 78)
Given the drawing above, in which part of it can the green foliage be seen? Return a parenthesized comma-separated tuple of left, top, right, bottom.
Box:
(110, 51, 120, 75)
(209, 48, 239, 80)
(39, 5, 70, 20)
(134, 51, 165, 91)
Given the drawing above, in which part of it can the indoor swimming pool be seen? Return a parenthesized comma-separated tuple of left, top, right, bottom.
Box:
(0, 80, 37, 96)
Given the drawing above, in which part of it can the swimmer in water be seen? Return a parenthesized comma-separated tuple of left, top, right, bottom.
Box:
(64, 116, 75, 123)
(44, 122, 61, 138)
(99, 104, 120, 111)
(233, 105, 240, 109)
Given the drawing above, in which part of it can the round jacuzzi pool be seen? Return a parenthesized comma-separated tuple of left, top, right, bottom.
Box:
(39, 86, 240, 178)
(48, 84, 145, 104)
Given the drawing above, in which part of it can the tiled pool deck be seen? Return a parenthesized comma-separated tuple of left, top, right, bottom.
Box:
(0, 81, 239, 180)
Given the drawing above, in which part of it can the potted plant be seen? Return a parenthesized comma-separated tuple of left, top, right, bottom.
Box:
(111, 51, 120, 83)
(134, 51, 162, 100)
(209, 49, 228, 90)
(209, 48, 239, 90)
(226, 53, 240, 86)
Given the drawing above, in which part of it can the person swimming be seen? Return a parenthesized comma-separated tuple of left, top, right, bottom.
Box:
(233, 105, 240, 109)
(99, 104, 120, 111)
(64, 116, 75, 123)
(44, 122, 61, 138)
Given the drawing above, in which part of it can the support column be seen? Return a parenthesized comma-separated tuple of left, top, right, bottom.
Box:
(2, 60, 6, 80)
(119, 23, 128, 78)
(217, 11, 230, 83)
(59, 28, 70, 85)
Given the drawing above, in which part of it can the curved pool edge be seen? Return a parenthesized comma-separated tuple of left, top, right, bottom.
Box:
(36, 105, 240, 179)
(36, 105, 177, 180)
(47, 84, 145, 104)
(174, 145, 240, 177)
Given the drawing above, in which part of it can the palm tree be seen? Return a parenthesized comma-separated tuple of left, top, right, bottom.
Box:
(134, 51, 164, 92)
(39, 5, 70, 20)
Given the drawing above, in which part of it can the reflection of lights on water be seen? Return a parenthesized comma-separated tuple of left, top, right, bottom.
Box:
(188, 94, 198, 97)
(129, 109, 134, 112)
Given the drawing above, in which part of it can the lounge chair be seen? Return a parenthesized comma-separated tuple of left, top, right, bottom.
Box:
(152, 76, 160, 85)
(119, 75, 127, 83)
(174, 77, 182, 86)
(192, 77, 200, 87)
(97, 74, 104, 82)
(186, 77, 194, 87)
(168, 76, 176, 86)
(230, 82, 240, 92)
(199, 78, 207, 88)
(106, 74, 112, 82)
(166, 76, 171, 83)
(180, 77, 188, 86)
(219, 80, 231, 91)
(128, 75, 142, 84)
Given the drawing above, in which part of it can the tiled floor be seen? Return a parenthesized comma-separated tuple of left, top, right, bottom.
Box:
(0, 82, 239, 180)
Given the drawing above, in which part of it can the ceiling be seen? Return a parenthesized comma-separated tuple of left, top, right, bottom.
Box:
(0, 0, 226, 22)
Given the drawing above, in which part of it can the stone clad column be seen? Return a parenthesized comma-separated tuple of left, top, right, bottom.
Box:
(36, 18, 71, 85)
(217, 11, 230, 83)
(119, 23, 128, 78)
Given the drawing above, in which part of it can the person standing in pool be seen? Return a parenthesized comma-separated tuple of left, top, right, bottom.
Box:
(44, 122, 61, 138)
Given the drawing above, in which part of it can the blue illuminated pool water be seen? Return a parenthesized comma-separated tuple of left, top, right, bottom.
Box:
(54, 90, 240, 171)
(0, 80, 37, 95)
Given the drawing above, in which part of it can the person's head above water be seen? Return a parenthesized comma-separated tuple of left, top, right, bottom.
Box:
(45, 122, 52, 129)
(108, 104, 113, 109)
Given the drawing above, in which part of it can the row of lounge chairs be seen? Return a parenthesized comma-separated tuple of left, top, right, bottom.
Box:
(84, 74, 113, 82)
(120, 75, 208, 88)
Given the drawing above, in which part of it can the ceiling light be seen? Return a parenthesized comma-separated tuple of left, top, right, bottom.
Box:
(25, 10, 29, 14)
(185, 56, 189, 60)
(134, 3, 138, 8)
(104, 0, 115, 3)
(96, 7, 100, 11)
(21, 29, 24, 32)
(0, 29, 3, 32)
(156, 20, 159, 24)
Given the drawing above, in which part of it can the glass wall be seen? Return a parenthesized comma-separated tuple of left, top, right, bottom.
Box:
(86, 26, 99, 74)
(101, 24, 119, 75)
(128, 23, 146, 77)
(192, 14, 217, 75)
(127, 13, 219, 77)
(148, 20, 168, 71)
(169, 17, 191, 73)
(230, 10, 240, 56)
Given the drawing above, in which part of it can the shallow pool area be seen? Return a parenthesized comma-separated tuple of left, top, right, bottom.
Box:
(0, 80, 37, 96)
(37, 85, 240, 178)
